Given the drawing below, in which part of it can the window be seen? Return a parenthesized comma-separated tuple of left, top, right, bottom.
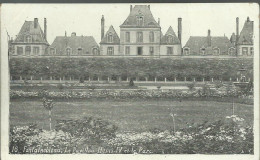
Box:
(17, 47, 23, 55)
(137, 32, 143, 43)
(66, 48, 71, 55)
(25, 35, 32, 43)
(200, 48, 206, 55)
(167, 47, 173, 55)
(167, 35, 173, 43)
(137, 16, 144, 26)
(213, 48, 220, 55)
(250, 47, 253, 55)
(149, 47, 154, 55)
(137, 47, 143, 55)
(242, 47, 248, 55)
(92, 48, 98, 55)
(78, 48, 82, 55)
(33, 47, 40, 55)
(229, 48, 235, 55)
(50, 48, 55, 55)
(107, 47, 114, 55)
(25, 46, 31, 55)
(107, 33, 113, 43)
(125, 32, 130, 42)
(125, 46, 130, 55)
(149, 31, 154, 42)
(183, 48, 190, 55)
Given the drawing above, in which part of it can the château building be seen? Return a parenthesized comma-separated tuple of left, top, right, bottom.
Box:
(100, 5, 182, 56)
(10, 18, 49, 56)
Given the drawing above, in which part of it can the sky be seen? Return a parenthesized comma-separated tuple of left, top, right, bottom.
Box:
(1, 3, 259, 45)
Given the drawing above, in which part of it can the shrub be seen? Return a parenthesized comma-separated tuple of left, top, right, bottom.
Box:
(187, 82, 195, 91)
(55, 116, 118, 145)
(129, 79, 134, 87)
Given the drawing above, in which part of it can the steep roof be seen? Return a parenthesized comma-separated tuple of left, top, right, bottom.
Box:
(161, 26, 180, 44)
(50, 35, 99, 55)
(13, 20, 48, 44)
(184, 36, 234, 54)
(120, 5, 160, 28)
(100, 25, 120, 44)
(237, 17, 253, 45)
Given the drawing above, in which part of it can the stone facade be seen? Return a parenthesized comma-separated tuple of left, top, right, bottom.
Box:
(100, 5, 182, 56)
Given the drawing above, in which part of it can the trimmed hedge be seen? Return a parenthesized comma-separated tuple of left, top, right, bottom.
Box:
(9, 57, 253, 81)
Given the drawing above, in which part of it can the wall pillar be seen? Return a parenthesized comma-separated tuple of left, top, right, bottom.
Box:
(98, 76, 100, 81)
(20, 76, 22, 80)
(50, 76, 52, 80)
(63, 76, 65, 81)
(70, 77, 72, 81)
(164, 77, 167, 82)
(145, 77, 148, 82)
(202, 78, 205, 82)
(184, 77, 186, 82)
(174, 77, 177, 82)
(248, 77, 250, 82)
(126, 77, 129, 82)
(155, 77, 157, 82)
(40, 77, 43, 81)
(237, 77, 239, 82)
(193, 78, 196, 82)
(60, 77, 62, 82)
(211, 78, 214, 82)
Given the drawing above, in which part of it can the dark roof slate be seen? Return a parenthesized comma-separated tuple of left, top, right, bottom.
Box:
(14, 21, 48, 44)
(120, 5, 160, 28)
(50, 35, 99, 55)
(100, 25, 120, 44)
(161, 26, 180, 44)
(237, 18, 253, 45)
(184, 36, 234, 54)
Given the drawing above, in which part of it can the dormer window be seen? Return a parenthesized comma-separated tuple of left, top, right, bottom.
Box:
(25, 35, 32, 43)
(107, 33, 113, 43)
(78, 48, 82, 55)
(167, 35, 173, 43)
(66, 47, 71, 55)
(137, 16, 144, 26)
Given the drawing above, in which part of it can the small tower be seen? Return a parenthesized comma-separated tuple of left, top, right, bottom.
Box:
(101, 15, 105, 40)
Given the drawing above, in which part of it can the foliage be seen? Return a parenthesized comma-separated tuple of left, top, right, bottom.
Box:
(187, 82, 196, 91)
(55, 117, 118, 145)
(9, 115, 253, 154)
(9, 58, 253, 81)
(129, 79, 134, 87)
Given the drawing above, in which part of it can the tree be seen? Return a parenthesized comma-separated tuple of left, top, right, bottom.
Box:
(129, 78, 134, 87)
(42, 98, 54, 130)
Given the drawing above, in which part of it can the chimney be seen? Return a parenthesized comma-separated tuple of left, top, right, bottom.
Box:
(101, 15, 105, 40)
(34, 18, 38, 28)
(148, 5, 150, 10)
(178, 18, 182, 44)
(158, 18, 160, 25)
(130, 5, 132, 11)
(236, 17, 239, 42)
(207, 29, 211, 47)
(71, 32, 76, 37)
(247, 16, 250, 22)
(44, 18, 47, 40)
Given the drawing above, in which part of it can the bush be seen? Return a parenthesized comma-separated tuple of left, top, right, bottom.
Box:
(187, 82, 195, 91)
(55, 116, 118, 145)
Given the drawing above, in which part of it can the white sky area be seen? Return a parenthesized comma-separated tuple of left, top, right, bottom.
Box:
(1, 3, 258, 45)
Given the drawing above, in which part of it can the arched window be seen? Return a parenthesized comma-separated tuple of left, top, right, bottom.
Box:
(137, 16, 144, 26)
(200, 48, 206, 55)
(149, 31, 154, 42)
(78, 48, 82, 55)
(92, 48, 98, 55)
(107, 33, 113, 43)
(213, 48, 220, 55)
(229, 48, 235, 56)
(50, 48, 56, 55)
(167, 35, 173, 43)
(66, 48, 71, 55)
(183, 48, 190, 55)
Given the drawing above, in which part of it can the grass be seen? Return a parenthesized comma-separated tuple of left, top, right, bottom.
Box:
(9, 99, 253, 132)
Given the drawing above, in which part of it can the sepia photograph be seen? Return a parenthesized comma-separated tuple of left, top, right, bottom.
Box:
(0, 3, 259, 159)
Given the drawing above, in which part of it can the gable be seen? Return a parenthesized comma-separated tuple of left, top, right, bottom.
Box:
(100, 25, 120, 44)
(120, 5, 160, 28)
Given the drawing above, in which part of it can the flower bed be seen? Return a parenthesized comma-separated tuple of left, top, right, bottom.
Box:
(9, 115, 253, 154)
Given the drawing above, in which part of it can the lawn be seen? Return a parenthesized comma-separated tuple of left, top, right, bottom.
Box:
(9, 99, 253, 132)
